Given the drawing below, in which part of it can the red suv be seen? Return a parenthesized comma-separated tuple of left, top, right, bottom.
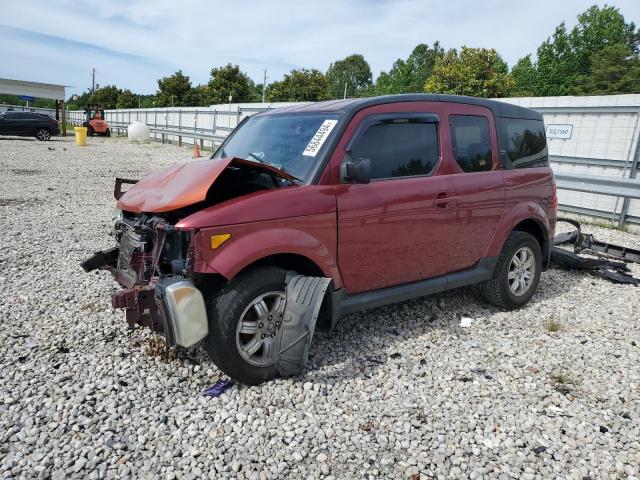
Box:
(83, 94, 556, 384)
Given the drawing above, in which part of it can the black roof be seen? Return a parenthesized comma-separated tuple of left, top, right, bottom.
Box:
(258, 94, 542, 121)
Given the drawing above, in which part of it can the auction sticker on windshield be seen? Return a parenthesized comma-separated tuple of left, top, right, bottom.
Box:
(303, 119, 338, 157)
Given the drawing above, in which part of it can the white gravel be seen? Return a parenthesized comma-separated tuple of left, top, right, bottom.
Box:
(1, 135, 640, 480)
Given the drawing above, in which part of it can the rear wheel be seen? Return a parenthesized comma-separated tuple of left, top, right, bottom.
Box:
(35, 128, 51, 141)
(87, 126, 94, 136)
(204, 267, 287, 385)
(481, 231, 542, 309)
(104, 128, 111, 137)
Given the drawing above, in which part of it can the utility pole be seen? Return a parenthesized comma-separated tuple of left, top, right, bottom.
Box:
(92, 67, 96, 93)
(262, 69, 267, 103)
(343, 81, 348, 99)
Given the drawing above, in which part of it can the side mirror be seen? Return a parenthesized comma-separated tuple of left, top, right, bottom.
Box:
(341, 154, 371, 184)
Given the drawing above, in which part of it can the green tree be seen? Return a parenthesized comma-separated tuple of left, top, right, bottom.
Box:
(511, 55, 538, 96)
(579, 43, 640, 94)
(267, 69, 329, 101)
(66, 90, 92, 110)
(116, 89, 137, 108)
(137, 95, 157, 108)
(156, 70, 196, 107)
(533, 5, 640, 95)
(376, 42, 443, 94)
(326, 54, 373, 98)
(90, 85, 120, 108)
(204, 64, 253, 104)
(425, 47, 513, 97)
(0, 94, 55, 108)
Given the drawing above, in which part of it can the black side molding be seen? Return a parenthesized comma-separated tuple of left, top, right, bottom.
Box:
(330, 257, 498, 325)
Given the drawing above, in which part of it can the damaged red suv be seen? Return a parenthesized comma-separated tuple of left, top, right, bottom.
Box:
(83, 94, 556, 384)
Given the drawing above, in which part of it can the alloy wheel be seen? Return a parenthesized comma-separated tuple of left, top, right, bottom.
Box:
(36, 129, 50, 141)
(235, 291, 286, 366)
(508, 246, 536, 296)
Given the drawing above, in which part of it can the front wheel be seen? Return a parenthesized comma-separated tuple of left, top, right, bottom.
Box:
(35, 128, 51, 141)
(204, 266, 287, 385)
(481, 231, 542, 309)
(104, 128, 111, 137)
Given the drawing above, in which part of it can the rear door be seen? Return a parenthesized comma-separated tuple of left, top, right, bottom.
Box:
(445, 106, 506, 270)
(334, 104, 457, 294)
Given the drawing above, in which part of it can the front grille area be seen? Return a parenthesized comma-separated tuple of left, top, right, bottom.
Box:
(117, 225, 144, 285)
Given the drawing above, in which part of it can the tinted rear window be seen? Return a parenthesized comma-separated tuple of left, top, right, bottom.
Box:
(496, 118, 548, 168)
(450, 115, 493, 173)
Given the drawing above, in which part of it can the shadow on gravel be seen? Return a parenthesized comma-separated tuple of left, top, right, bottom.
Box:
(0, 137, 68, 142)
(304, 270, 575, 384)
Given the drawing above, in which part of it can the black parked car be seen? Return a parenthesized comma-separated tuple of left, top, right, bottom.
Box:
(0, 112, 60, 140)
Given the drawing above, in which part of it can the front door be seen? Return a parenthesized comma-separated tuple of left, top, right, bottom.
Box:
(0, 112, 20, 135)
(335, 112, 456, 294)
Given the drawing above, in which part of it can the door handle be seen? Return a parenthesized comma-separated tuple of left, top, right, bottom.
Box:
(434, 191, 456, 208)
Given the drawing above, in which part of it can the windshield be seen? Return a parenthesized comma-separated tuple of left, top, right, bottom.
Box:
(213, 113, 342, 182)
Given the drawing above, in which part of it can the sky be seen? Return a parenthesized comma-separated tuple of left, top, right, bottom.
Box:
(1, 0, 639, 97)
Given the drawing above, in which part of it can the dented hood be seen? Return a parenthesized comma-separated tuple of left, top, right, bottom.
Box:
(116, 157, 295, 213)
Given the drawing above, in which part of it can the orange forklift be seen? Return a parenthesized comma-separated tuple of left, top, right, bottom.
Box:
(83, 105, 111, 136)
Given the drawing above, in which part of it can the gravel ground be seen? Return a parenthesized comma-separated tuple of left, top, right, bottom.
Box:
(1, 135, 639, 480)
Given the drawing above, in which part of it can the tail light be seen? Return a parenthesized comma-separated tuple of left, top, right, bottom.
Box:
(50, 118, 59, 125)
(552, 181, 558, 209)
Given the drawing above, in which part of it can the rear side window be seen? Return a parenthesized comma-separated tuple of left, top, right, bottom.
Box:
(351, 121, 439, 180)
(496, 118, 548, 168)
(450, 115, 492, 173)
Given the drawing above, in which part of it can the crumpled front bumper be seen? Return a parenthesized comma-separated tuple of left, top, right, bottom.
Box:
(82, 249, 208, 348)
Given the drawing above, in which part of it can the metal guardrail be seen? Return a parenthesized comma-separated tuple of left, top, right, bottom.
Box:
(555, 173, 640, 200)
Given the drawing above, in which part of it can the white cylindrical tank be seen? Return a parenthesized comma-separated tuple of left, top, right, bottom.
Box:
(127, 122, 150, 143)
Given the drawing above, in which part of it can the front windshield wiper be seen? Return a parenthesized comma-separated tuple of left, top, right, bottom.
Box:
(247, 152, 265, 164)
(244, 153, 304, 184)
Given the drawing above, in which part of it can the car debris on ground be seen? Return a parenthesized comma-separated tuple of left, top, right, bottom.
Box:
(551, 218, 640, 285)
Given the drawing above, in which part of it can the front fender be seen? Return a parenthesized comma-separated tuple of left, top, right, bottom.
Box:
(484, 202, 551, 259)
(191, 213, 342, 288)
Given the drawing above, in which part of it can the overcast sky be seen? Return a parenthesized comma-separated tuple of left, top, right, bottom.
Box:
(1, 0, 639, 97)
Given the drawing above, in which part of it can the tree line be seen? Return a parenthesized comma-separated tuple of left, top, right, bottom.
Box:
(5, 4, 635, 111)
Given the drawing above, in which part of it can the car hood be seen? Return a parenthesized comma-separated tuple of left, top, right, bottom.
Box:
(116, 157, 296, 213)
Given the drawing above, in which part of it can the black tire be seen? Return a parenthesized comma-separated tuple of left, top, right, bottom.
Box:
(204, 266, 287, 385)
(87, 126, 95, 136)
(104, 128, 111, 137)
(481, 231, 542, 310)
(35, 128, 51, 141)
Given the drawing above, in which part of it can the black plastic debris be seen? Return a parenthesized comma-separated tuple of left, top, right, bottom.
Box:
(203, 378, 234, 397)
(274, 274, 331, 377)
(551, 218, 640, 285)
